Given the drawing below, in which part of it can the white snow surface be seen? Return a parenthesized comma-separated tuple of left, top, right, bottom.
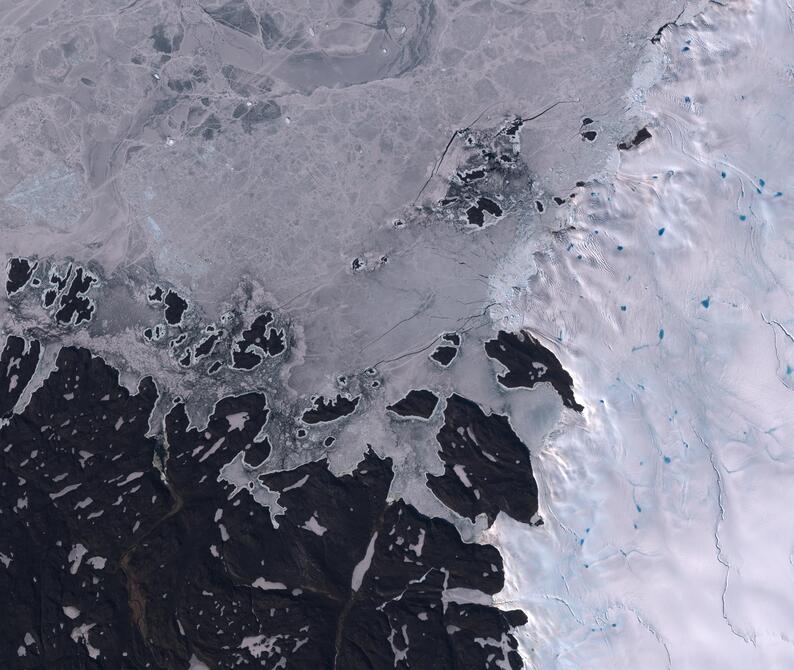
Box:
(252, 578, 287, 591)
(351, 532, 378, 592)
(187, 654, 210, 670)
(487, 1, 794, 668)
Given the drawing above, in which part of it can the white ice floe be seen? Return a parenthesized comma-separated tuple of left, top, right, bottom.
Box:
(225, 411, 249, 431)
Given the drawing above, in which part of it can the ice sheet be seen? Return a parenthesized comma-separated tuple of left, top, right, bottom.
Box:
(487, 2, 794, 666)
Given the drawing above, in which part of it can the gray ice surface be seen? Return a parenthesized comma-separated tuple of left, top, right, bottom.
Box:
(0, 0, 696, 420)
(0, 0, 696, 393)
